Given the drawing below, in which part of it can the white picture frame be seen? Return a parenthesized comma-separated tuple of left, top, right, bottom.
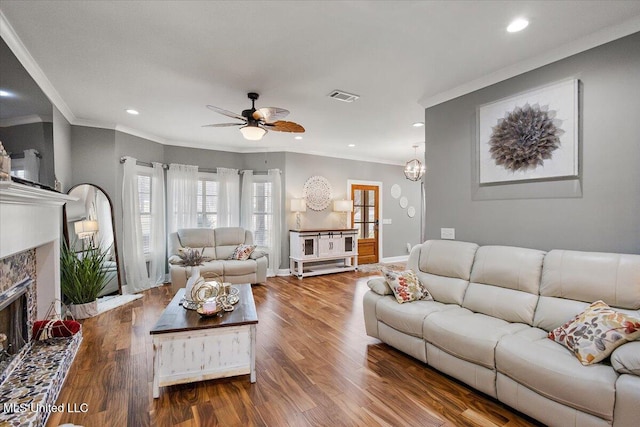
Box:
(478, 79, 578, 185)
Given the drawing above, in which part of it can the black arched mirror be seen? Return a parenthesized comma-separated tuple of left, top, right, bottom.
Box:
(65, 184, 122, 296)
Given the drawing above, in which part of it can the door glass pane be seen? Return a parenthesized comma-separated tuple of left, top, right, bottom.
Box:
(353, 207, 362, 222)
(354, 190, 362, 206)
(367, 223, 375, 238)
(368, 207, 375, 222)
(366, 190, 375, 206)
(354, 223, 363, 239)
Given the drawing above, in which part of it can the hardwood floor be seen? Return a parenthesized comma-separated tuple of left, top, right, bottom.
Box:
(47, 271, 541, 427)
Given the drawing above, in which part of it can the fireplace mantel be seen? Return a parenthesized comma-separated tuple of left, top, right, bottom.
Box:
(0, 181, 75, 206)
(0, 181, 76, 317)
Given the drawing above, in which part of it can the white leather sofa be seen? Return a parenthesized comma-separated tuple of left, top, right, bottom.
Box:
(364, 240, 640, 427)
(168, 227, 268, 294)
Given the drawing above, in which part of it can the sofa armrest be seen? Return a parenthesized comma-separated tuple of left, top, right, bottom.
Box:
(611, 342, 640, 376)
(168, 255, 183, 265)
(367, 278, 393, 296)
(250, 249, 267, 260)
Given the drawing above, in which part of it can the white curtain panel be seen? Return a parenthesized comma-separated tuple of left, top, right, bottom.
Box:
(268, 169, 282, 276)
(121, 157, 152, 293)
(23, 149, 40, 182)
(148, 162, 166, 286)
(240, 170, 254, 230)
(217, 167, 239, 227)
(167, 163, 199, 233)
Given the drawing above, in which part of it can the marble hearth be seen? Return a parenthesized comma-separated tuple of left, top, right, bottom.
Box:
(0, 182, 80, 427)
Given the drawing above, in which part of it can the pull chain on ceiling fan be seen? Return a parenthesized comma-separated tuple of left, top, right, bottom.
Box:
(203, 92, 305, 141)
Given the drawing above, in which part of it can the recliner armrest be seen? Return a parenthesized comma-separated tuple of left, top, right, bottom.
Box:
(250, 249, 267, 260)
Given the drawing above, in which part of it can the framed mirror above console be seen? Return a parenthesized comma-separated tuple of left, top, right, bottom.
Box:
(65, 184, 122, 296)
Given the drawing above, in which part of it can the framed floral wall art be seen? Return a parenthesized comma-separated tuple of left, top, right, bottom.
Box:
(477, 79, 579, 185)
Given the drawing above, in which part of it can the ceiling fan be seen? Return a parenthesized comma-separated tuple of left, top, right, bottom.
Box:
(204, 92, 305, 141)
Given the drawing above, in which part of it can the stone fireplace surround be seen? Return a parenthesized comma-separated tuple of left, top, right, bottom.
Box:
(0, 182, 81, 427)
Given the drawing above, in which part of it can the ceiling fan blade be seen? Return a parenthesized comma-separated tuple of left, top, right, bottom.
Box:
(206, 105, 245, 121)
(202, 122, 244, 127)
(253, 107, 289, 123)
(264, 120, 305, 133)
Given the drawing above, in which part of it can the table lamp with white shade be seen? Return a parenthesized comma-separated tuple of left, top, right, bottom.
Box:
(291, 198, 306, 229)
(333, 200, 353, 229)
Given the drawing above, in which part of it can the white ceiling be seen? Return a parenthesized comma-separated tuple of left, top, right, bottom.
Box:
(1, 1, 639, 165)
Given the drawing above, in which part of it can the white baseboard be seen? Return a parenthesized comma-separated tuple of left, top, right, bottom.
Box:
(381, 255, 409, 263)
(276, 268, 291, 277)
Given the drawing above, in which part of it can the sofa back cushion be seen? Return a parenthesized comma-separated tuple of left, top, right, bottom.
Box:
(463, 245, 545, 325)
(409, 240, 478, 305)
(171, 228, 217, 259)
(534, 249, 640, 331)
(214, 227, 254, 259)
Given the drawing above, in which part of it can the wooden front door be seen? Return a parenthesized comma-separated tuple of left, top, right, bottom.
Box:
(351, 184, 379, 264)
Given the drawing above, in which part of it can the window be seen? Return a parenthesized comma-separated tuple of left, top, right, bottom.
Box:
(137, 173, 152, 255)
(252, 180, 273, 247)
(197, 174, 218, 228)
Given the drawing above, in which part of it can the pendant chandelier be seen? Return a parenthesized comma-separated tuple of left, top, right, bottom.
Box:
(404, 144, 425, 181)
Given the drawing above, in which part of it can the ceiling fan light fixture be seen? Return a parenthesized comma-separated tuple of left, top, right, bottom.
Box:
(240, 125, 266, 141)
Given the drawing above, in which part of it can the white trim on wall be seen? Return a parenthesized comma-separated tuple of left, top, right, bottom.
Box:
(419, 15, 640, 108)
(0, 10, 75, 123)
(347, 179, 383, 262)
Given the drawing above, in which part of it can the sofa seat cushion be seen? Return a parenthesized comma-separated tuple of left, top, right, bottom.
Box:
(197, 261, 224, 277)
(423, 308, 529, 369)
(222, 260, 257, 276)
(496, 328, 618, 421)
(376, 296, 452, 337)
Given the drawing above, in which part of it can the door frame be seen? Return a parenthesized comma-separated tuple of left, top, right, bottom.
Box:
(347, 179, 383, 263)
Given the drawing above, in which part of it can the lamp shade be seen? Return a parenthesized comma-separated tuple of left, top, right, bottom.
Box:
(333, 200, 353, 212)
(74, 220, 99, 238)
(239, 125, 266, 141)
(291, 198, 306, 212)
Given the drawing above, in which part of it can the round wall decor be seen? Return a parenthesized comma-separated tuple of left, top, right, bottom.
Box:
(390, 184, 401, 199)
(303, 175, 332, 211)
(407, 206, 416, 218)
(399, 196, 408, 208)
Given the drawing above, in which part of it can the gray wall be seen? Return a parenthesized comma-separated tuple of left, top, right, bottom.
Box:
(424, 32, 640, 254)
(284, 152, 421, 263)
(0, 121, 55, 187)
(66, 125, 419, 277)
(52, 106, 71, 191)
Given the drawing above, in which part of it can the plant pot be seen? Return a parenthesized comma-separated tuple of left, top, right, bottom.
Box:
(69, 300, 98, 319)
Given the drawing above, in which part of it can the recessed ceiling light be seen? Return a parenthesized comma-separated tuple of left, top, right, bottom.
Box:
(294, 136, 303, 140)
(0, 90, 12, 97)
(125, 109, 139, 115)
(412, 122, 424, 128)
(507, 18, 529, 33)
(348, 144, 356, 147)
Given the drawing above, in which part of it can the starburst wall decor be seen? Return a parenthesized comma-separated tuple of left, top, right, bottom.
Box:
(478, 79, 578, 184)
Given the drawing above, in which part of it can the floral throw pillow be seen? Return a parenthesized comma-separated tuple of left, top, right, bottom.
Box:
(382, 268, 433, 304)
(229, 244, 256, 261)
(548, 300, 640, 365)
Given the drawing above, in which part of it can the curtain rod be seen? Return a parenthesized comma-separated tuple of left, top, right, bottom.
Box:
(119, 157, 279, 174)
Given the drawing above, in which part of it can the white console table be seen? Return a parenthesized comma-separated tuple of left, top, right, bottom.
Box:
(289, 229, 358, 278)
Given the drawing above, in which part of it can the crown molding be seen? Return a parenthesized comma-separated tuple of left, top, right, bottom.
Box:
(419, 15, 640, 108)
(114, 124, 168, 145)
(0, 114, 52, 127)
(0, 9, 76, 124)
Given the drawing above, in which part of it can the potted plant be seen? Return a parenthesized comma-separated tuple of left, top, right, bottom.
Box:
(60, 240, 110, 319)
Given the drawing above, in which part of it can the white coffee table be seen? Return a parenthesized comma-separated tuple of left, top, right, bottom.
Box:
(150, 284, 258, 398)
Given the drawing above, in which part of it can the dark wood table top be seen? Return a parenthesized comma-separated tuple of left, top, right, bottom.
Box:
(150, 284, 258, 335)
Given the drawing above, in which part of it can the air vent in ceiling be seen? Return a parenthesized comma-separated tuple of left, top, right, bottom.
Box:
(328, 90, 360, 103)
